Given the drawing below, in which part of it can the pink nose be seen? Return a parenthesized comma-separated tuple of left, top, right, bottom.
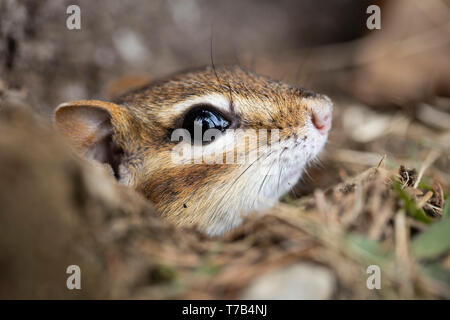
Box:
(311, 99, 332, 135)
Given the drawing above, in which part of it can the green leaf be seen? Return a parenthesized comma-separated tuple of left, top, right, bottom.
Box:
(392, 180, 432, 224)
(417, 181, 433, 192)
(443, 199, 450, 219)
(421, 263, 450, 285)
(412, 218, 450, 259)
(346, 234, 391, 263)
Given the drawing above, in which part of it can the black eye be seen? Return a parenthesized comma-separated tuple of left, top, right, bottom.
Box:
(182, 106, 230, 144)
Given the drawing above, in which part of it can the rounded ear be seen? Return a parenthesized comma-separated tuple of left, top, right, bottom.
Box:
(53, 100, 126, 178)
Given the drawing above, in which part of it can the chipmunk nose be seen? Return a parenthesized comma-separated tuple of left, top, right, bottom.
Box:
(311, 96, 333, 135)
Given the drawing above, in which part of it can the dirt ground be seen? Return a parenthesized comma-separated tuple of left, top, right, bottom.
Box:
(0, 0, 449, 299)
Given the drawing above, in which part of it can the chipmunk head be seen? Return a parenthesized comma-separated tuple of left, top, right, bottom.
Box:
(54, 66, 332, 235)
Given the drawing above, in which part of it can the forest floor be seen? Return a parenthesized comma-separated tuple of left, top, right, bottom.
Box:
(1, 0, 449, 299)
(130, 97, 450, 299)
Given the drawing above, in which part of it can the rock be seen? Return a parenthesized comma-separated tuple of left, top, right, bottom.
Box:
(240, 262, 336, 300)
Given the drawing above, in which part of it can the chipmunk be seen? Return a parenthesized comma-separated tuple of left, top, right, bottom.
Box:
(54, 66, 332, 236)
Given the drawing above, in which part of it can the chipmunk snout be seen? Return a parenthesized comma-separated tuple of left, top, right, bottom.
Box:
(310, 97, 333, 135)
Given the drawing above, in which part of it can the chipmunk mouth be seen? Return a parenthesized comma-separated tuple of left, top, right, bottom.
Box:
(310, 96, 333, 134)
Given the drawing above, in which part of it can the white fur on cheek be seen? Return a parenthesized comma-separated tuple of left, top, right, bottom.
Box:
(204, 124, 329, 236)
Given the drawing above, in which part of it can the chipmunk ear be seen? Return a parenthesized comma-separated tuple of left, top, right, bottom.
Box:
(53, 100, 125, 178)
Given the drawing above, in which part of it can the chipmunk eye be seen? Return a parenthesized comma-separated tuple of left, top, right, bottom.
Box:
(182, 106, 230, 144)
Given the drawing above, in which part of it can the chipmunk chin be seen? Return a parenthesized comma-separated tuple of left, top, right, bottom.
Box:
(203, 131, 328, 237)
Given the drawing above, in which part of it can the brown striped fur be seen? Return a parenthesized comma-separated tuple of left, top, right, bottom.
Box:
(54, 66, 332, 235)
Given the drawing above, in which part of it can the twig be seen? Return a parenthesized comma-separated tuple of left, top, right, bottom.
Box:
(369, 199, 395, 240)
(376, 154, 387, 169)
(417, 191, 433, 208)
(394, 210, 414, 298)
(413, 150, 440, 188)
(342, 183, 364, 228)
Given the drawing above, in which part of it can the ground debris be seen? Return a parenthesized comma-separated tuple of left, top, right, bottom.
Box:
(0, 91, 449, 300)
(399, 165, 418, 187)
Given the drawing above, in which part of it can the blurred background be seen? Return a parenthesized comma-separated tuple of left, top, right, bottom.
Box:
(0, 0, 449, 300)
(1, 0, 448, 116)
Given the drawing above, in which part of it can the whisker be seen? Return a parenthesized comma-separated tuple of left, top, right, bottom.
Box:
(254, 157, 277, 207)
(290, 185, 299, 198)
(303, 167, 315, 183)
(210, 27, 235, 113)
(277, 148, 288, 194)
(182, 143, 268, 208)
(212, 150, 274, 217)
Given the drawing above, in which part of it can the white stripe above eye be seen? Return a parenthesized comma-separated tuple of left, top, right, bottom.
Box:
(171, 93, 232, 116)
